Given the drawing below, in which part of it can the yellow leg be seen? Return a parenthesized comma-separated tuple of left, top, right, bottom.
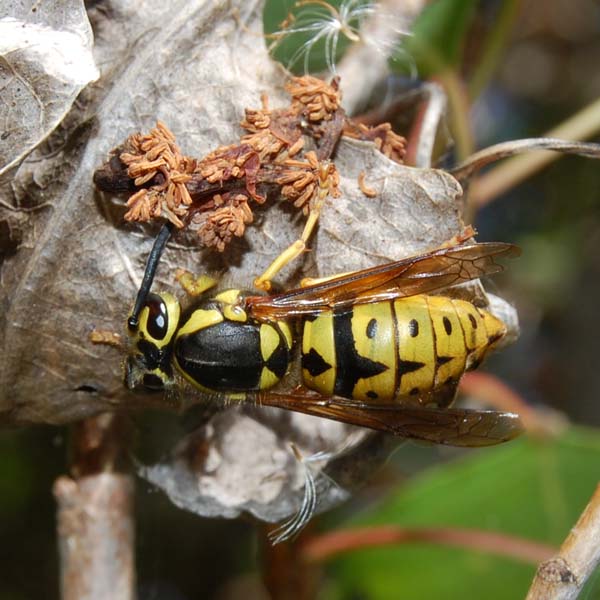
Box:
(175, 269, 219, 296)
(439, 225, 477, 248)
(300, 227, 478, 289)
(254, 162, 336, 291)
(299, 270, 353, 288)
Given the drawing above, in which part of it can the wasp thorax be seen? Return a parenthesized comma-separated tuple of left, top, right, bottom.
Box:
(172, 289, 293, 394)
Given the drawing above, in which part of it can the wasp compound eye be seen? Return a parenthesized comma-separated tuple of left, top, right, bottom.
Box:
(144, 293, 170, 341)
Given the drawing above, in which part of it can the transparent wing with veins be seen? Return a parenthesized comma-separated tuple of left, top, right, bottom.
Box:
(246, 242, 520, 319)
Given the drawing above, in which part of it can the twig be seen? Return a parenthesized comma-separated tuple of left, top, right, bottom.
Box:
(407, 81, 447, 168)
(301, 525, 556, 565)
(54, 414, 135, 600)
(450, 138, 600, 185)
(464, 96, 600, 207)
(526, 484, 600, 600)
(260, 524, 316, 600)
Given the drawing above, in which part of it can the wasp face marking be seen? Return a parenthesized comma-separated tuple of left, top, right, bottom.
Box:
(126, 292, 181, 392)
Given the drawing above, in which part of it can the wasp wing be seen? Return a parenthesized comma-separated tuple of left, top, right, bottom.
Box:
(257, 390, 524, 447)
(247, 242, 520, 319)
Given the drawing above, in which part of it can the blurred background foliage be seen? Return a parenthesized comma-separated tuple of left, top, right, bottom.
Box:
(2, 0, 600, 598)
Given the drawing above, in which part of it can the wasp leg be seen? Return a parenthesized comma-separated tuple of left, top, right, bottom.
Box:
(419, 379, 459, 409)
(439, 225, 477, 248)
(174, 269, 219, 297)
(252, 213, 318, 292)
(299, 226, 479, 289)
(254, 162, 336, 291)
(299, 271, 352, 288)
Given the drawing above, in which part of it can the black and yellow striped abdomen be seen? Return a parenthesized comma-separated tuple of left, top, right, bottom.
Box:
(301, 295, 506, 403)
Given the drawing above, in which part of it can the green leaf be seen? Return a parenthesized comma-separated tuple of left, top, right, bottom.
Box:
(397, 0, 479, 77)
(326, 427, 600, 600)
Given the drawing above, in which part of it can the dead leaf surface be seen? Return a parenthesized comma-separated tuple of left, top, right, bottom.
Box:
(0, 0, 99, 176)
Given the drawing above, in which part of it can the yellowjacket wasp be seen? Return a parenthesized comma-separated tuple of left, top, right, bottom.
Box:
(125, 240, 523, 448)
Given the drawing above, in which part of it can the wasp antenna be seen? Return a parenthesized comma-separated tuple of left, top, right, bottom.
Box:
(128, 222, 174, 329)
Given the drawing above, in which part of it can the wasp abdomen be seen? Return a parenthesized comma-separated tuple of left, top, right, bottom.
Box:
(301, 295, 506, 403)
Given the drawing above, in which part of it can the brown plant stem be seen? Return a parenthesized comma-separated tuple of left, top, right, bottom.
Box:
(301, 525, 556, 566)
(260, 524, 317, 600)
(54, 414, 135, 600)
(526, 484, 600, 600)
(466, 96, 600, 208)
(450, 139, 600, 186)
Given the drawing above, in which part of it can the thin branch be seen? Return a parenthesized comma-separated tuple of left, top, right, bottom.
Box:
(463, 96, 600, 207)
(260, 524, 316, 600)
(54, 414, 135, 600)
(409, 81, 447, 168)
(450, 138, 600, 185)
(526, 484, 600, 600)
(301, 525, 556, 565)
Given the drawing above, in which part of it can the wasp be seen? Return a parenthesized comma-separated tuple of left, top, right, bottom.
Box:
(124, 240, 523, 447)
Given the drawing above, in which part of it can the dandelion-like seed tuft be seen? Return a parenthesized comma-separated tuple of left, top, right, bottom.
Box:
(268, 0, 412, 75)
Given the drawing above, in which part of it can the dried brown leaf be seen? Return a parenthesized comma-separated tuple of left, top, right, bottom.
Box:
(0, 0, 99, 175)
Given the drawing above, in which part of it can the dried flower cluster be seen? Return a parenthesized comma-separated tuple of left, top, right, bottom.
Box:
(193, 193, 254, 252)
(94, 76, 406, 252)
(120, 122, 196, 228)
(270, 151, 341, 212)
(343, 121, 407, 164)
(287, 76, 341, 121)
